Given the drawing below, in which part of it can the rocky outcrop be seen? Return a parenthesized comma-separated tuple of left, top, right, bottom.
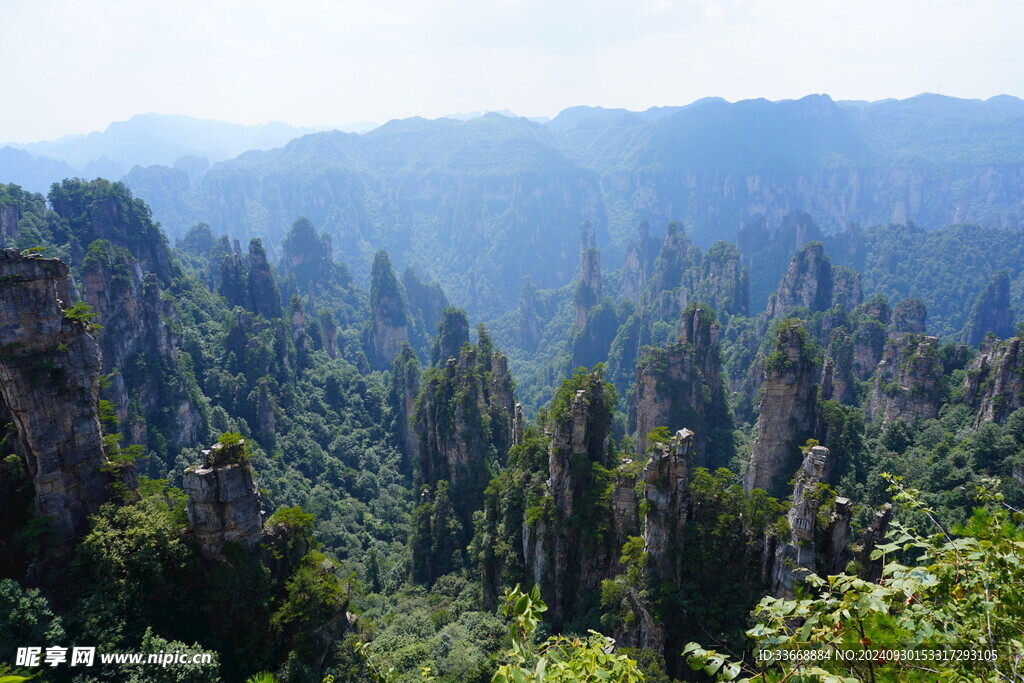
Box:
(771, 446, 834, 598)
(183, 439, 264, 560)
(525, 375, 615, 627)
(650, 223, 697, 293)
(622, 222, 658, 303)
(280, 216, 352, 294)
(247, 239, 281, 319)
(431, 308, 470, 366)
(967, 336, 1024, 425)
(415, 334, 514, 522)
(891, 298, 927, 336)
(368, 251, 410, 370)
(0, 202, 19, 246)
(631, 305, 727, 466)
(963, 271, 1015, 346)
(641, 429, 693, 570)
(575, 248, 602, 327)
(855, 503, 893, 582)
(689, 241, 750, 317)
(745, 321, 820, 495)
(0, 250, 114, 557)
(518, 279, 543, 351)
(512, 402, 525, 446)
(391, 344, 421, 465)
(830, 266, 863, 310)
(765, 242, 833, 319)
(867, 334, 944, 424)
(81, 242, 203, 448)
(820, 330, 856, 405)
(403, 267, 449, 338)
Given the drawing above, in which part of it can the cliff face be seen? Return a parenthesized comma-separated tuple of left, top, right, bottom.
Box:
(414, 337, 514, 523)
(891, 298, 927, 336)
(81, 242, 202, 449)
(867, 334, 944, 424)
(518, 279, 543, 351)
(368, 251, 411, 370)
(183, 439, 264, 560)
(524, 376, 616, 627)
(631, 305, 727, 466)
(622, 222, 658, 303)
(690, 241, 750, 317)
(963, 271, 1016, 346)
(765, 242, 833, 319)
(820, 330, 856, 405)
(770, 446, 830, 597)
(0, 202, 19, 246)
(247, 239, 281, 320)
(967, 336, 1024, 425)
(575, 247, 602, 327)
(390, 344, 421, 466)
(0, 250, 113, 555)
(745, 321, 819, 495)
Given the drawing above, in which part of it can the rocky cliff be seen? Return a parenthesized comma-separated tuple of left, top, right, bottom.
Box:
(518, 278, 543, 352)
(368, 251, 411, 370)
(745, 321, 820, 495)
(631, 304, 727, 465)
(963, 271, 1016, 346)
(967, 335, 1024, 425)
(0, 250, 115, 557)
(890, 298, 927, 336)
(524, 374, 617, 627)
(575, 247, 602, 328)
(390, 343, 421, 466)
(764, 242, 833, 319)
(622, 221, 658, 303)
(770, 446, 847, 598)
(820, 329, 856, 405)
(867, 334, 944, 424)
(183, 439, 264, 560)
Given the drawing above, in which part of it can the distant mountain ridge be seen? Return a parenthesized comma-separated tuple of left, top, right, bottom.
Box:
(109, 93, 1024, 315)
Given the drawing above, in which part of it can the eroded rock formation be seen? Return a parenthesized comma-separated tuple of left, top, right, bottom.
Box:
(183, 439, 264, 559)
(867, 334, 944, 424)
(745, 321, 820, 494)
(368, 251, 410, 370)
(967, 335, 1024, 425)
(0, 250, 114, 556)
(963, 271, 1015, 346)
(771, 446, 832, 598)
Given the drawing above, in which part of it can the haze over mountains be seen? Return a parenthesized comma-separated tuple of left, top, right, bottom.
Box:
(2, 92, 1023, 317)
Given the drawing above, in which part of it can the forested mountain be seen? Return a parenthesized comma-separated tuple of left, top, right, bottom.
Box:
(0, 96, 1023, 683)
(119, 93, 1024, 316)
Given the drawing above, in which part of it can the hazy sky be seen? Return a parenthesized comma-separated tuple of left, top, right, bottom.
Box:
(3, 0, 1022, 142)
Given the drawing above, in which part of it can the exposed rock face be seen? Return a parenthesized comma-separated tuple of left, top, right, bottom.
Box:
(641, 429, 693, 570)
(391, 344, 420, 464)
(82, 243, 202, 448)
(867, 335, 944, 424)
(765, 242, 833, 319)
(771, 446, 831, 598)
(891, 298, 927, 336)
(651, 223, 696, 293)
(431, 308, 470, 366)
(0, 250, 113, 555)
(368, 251, 410, 370)
(963, 271, 1015, 346)
(321, 311, 339, 359)
(518, 279, 543, 352)
(852, 315, 889, 380)
(415, 337, 514, 521)
(689, 241, 750, 317)
(622, 222, 658, 303)
(525, 377, 615, 627)
(183, 440, 264, 559)
(967, 336, 1024, 425)
(0, 203, 19, 246)
(403, 267, 449, 338)
(830, 266, 863, 310)
(247, 239, 281, 319)
(280, 216, 352, 294)
(855, 503, 893, 582)
(745, 322, 820, 495)
(512, 402, 525, 446)
(631, 305, 727, 466)
(820, 330, 856, 405)
(575, 247, 602, 327)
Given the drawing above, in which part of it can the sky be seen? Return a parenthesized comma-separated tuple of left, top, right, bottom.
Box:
(2, 0, 1022, 143)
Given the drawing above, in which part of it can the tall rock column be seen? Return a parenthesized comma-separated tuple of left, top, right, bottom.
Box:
(771, 446, 831, 598)
(745, 321, 820, 494)
(967, 335, 1024, 425)
(963, 271, 1015, 346)
(0, 250, 113, 555)
(183, 439, 264, 560)
(368, 251, 410, 370)
(867, 335, 944, 424)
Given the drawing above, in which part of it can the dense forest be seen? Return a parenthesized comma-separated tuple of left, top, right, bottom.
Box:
(0, 96, 1023, 683)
